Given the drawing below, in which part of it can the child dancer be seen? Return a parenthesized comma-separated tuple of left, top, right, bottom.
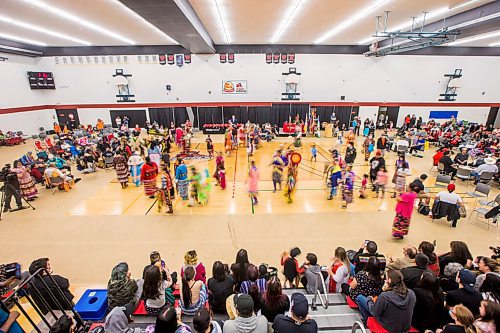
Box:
(311, 145, 317, 162)
(205, 135, 214, 159)
(247, 160, 259, 205)
(374, 166, 388, 198)
(327, 164, 342, 200)
(218, 165, 226, 190)
(359, 174, 368, 199)
(341, 165, 355, 208)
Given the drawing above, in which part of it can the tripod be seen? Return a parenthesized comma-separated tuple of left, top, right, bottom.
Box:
(0, 182, 36, 220)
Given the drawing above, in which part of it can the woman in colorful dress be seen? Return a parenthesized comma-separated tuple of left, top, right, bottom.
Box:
(392, 186, 420, 239)
(128, 151, 144, 187)
(141, 157, 158, 198)
(341, 165, 355, 208)
(213, 152, 224, 185)
(11, 160, 38, 201)
(157, 167, 174, 214)
(113, 150, 129, 189)
(391, 154, 410, 198)
(284, 167, 296, 204)
(247, 160, 259, 205)
(175, 159, 189, 201)
(270, 150, 285, 193)
(148, 140, 162, 167)
(363, 135, 375, 161)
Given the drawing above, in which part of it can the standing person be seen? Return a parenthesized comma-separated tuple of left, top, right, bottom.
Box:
(175, 160, 189, 201)
(376, 134, 389, 155)
(247, 161, 259, 206)
(128, 151, 144, 187)
(284, 167, 296, 204)
(311, 145, 317, 162)
(374, 166, 388, 199)
(188, 167, 202, 206)
(115, 116, 122, 129)
(327, 162, 342, 200)
(341, 165, 355, 208)
(217, 166, 226, 190)
(359, 174, 368, 199)
(369, 150, 386, 188)
(270, 150, 285, 193)
(148, 141, 162, 167)
(205, 135, 214, 159)
(141, 157, 159, 198)
(113, 150, 129, 189)
(352, 117, 359, 136)
(345, 142, 357, 165)
(11, 160, 38, 201)
(213, 152, 224, 186)
(391, 154, 410, 198)
(392, 187, 420, 239)
(363, 135, 375, 161)
(157, 168, 174, 214)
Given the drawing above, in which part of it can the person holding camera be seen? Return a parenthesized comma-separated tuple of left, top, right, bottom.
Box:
(1, 164, 25, 213)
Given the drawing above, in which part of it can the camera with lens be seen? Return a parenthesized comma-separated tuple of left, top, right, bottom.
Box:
(0, 164, 16, 183)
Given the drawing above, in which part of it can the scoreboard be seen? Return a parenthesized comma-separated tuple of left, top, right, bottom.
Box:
(27, 71, 55, 90)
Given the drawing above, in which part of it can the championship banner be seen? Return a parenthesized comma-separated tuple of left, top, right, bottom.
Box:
(222, 80, 247, 94)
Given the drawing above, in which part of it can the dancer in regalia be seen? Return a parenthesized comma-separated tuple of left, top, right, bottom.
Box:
(128, 151, 144, 187)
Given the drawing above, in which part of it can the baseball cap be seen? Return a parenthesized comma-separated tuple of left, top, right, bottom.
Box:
(291, 293, 309, 320)
(447, 184, 456, 191)
(458, 269, 476, 292)
(235, 294, 254, 315)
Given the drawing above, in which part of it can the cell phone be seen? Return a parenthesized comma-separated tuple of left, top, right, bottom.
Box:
(320, 265, 328, 271)
(161, 260, 165, 268)
(4, 263, 21, 279)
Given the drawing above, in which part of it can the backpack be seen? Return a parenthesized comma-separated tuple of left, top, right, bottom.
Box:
(418, 202, 430, 216)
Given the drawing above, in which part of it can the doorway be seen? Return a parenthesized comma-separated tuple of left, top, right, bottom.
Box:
(56, 109, 80, 130)
(486, 107, 499, 127)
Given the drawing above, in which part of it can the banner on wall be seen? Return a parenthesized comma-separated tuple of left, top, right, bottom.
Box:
(429, 111, 458, 119)
(222, 80, 247, 94)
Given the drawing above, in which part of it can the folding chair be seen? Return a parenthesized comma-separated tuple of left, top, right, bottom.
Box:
(434, 174, 451, 188)
(456, 167, 472, 181)
(478, 193, 500, 208)
(469, 204, 498, 230)
(466, 183, 491, 199)
(478, 171, 494, 184)
(437, 162, 446, 175)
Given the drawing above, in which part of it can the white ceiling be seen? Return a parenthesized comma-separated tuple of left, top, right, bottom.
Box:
(0, 0, 178, 46)
(0, 0, 497, 47)
(189, 0, 495, 45)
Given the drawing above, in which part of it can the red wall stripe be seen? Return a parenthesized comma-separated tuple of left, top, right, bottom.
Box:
(1, 101, 499, 115)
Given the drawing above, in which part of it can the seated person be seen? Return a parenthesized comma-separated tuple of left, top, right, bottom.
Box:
(105, 305, 142, 333)
(207, 261, 234, 315)
(239, 264, 266, 294)
(44, 163, 74, 183)
(439, 150, 457, 179)
(446, 269, 483, 317)
(224, 294, 268, 333)
(454, 148, 469, 167)
(142, 265, 173, 316)
(273, 293, 318, 333)
(180, 266, 207, 315)
(352, 241, 387, 274)
(387, 246, 417, 270)
(357, 270, 416, 331)
(341, 256, 383, 305)
(409, 174, 431, 205)
(107, 262, 139, 310)
(47, 154, 71, 173)
(435, 304, 476, 333)
(143, 251, 177, 286)
(28, 258, 75, 315)
(433, 148, 444, 166)
(471, 157, 498, 182)
(19, 152, 35, 167)
(300, 253, 326, 294)
(401, 253, 433, 289)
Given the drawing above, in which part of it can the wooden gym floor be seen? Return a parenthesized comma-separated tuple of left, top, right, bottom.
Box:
(0, 132, 498, 305)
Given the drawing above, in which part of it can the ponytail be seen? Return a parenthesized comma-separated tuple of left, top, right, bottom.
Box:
(182, 266, 195, 308)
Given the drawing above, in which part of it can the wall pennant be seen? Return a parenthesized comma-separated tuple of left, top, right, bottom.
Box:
(265, 52, 272, 64)
(280, 53, 287, 64)
(184, 54, 191, 64)
(287, 53, 295, 64)
(273, 53, 280, 64)
(228, 53, 235, 63)
(220, 53, 227, 63)
(159, 54, 166, 65)
(167, 54, 174, 65)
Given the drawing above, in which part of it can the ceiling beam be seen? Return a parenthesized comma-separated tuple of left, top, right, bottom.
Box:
(118, 0, 215, 54)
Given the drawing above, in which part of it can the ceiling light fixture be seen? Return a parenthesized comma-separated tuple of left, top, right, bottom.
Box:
(0, 32, 47, 46)
(214, 0, 230, 44)
(0, 15, 91, 45)
(22, 0, 135, 45)
(272, 0, 306, 44)
(489, 40, 500, 47)
(448, 29, 500, 46)
(357, 0, 482, 45)
(315, 0, 392, 44)
(111, 0, 178, 44)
